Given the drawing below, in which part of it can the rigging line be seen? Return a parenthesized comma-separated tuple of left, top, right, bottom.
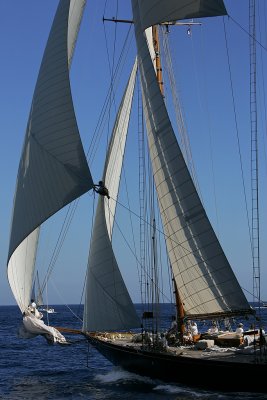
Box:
(42, 205, 75, 284)
(115, 197, 252, 300)
(151, 183, 162, 318)
(147, 167, 154, 308)
(223, 17, 253, 254)
(40, 203, 75, 284)
(41, 200, 79, 294)
(103, 0, 119, 155)
(86, 25, 134, 165)
(137, 75, 146, 306)
(109, 196, 172, 304)
(78, 191, 98, 320)
(242, 285, 263, 307)
(106, 201, 132, 329)
(45, 281, 50, 326)
(50, 279, 83, 323)
(153, 188, 176, 305)
(156, 204, 169, 304)
(197, 23, 221, 236)
(161, 27, 200, 196)
(228, 15, 267, 52)
(258, 3, 267, 181)
(115, 198, 213, 267)
(119, 76, 142, 290)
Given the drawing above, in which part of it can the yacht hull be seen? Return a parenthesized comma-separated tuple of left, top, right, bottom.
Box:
(86, 334, 267, 393)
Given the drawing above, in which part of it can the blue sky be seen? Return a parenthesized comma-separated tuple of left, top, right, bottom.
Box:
(1, 0, 267, 307)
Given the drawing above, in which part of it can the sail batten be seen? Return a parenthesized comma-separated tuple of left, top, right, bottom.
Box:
(132, 0, 252, 318)
(83, 60, 140, 332)
(7, 0, 91, 313)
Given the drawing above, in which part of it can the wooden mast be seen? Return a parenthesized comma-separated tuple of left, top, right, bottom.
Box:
(152, 25, 164, 95)
(173, 278, 186, 339)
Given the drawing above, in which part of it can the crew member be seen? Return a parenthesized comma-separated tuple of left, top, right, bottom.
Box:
(93, 181, 110, 199)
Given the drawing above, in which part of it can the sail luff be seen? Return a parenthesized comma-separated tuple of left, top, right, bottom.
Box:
(83, 60, 140, 332)
(8, 229, 40, 312)
(132, 0, 252, 318)
(7, 0, 92, 313)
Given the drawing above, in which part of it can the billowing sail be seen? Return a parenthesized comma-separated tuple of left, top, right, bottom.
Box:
(83, 60, 140, 332)
(138, 0, 227, 31)
(7, 0, 92, 313)
(132, 0, 252, 318)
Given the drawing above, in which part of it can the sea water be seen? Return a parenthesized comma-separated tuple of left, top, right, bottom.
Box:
(0, 304, 266, 400)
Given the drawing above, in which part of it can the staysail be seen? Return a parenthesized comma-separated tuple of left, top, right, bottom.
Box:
(83, 60, 140, 332)
(7, 0, 93, 313)
(132, 0, 252, 319)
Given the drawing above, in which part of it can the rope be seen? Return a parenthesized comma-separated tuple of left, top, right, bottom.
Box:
(228, 15, 267, 52)
(223, 17, 253, 254)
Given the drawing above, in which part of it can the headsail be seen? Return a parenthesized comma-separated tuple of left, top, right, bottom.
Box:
(7, 0, 92, 313)
(132, 0, 252, 319)
(83, 60, 140, 332)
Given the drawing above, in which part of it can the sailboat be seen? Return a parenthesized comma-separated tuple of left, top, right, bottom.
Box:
(7, 0, 267, 393)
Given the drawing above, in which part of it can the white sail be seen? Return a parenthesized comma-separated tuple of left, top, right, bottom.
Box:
(83, 60, 140, 332)
(8, 230, 39, 312)
(7, 0, 92, 313)
(132, 0, 252, 318)
(138, 0, 227, 31)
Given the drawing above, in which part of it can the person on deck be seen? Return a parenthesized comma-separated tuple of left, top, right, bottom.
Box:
(190, 321, 198, 336)
(208, 322, 219, 334)
(235, 323, 244, 335)
(183, 320, 198, 343)
(93, 181, 110, 199)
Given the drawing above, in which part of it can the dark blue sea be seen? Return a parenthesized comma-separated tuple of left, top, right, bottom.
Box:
(1, 304, 267, 400)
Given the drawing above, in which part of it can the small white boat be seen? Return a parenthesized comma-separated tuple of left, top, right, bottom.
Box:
(39, 307, 56, 314)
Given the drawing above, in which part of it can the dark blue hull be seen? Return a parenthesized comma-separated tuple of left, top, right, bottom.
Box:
(87, 335, 267, 393)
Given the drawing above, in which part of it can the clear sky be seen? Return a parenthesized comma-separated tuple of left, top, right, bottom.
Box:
(1, 0, 267, 307)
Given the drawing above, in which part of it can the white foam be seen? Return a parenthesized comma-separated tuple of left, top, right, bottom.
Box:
(95, 367, 153, 384)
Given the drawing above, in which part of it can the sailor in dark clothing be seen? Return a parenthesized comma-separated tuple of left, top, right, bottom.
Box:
(93, 181, 110, 199)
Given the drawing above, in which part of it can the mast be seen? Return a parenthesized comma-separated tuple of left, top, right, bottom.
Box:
(152, 26, 164, 95)
(173, 278, 185, 338)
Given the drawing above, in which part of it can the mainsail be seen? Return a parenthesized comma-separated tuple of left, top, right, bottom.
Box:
(131, 0, 252, 319)
(7, 0, 93, 313)
(83, 60, 140, 332)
